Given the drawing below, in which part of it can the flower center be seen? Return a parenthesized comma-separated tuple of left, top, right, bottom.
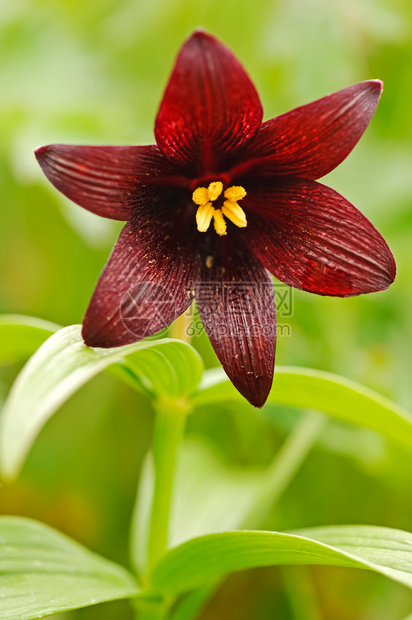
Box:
(192, 181, 247, 236)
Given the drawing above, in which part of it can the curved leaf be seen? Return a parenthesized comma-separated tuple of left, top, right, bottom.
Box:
(0, 516, 138, 620)
(152, 526, 412, 598)
(0, 325, 203, 480)
(123, 342, 203, 399)
(0, 315, 60, 364)
(193, 367, 412, 450)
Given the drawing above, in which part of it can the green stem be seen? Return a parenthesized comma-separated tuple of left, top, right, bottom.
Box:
(242, 410, 326, 529)
(147, 398, 189, 576)
(136, 411, 324, 620)
(134, 597, 169, 620)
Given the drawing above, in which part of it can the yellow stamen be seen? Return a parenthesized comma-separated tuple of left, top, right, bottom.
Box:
(222, 200, 247, 228)
(192, 182, 247, 235)
(192, 186, 209, 205)
(207, 181, 223, 201)
(196, 202, 214, 232)
(213, 209, 227, 236)
(224, 186, 247, 202)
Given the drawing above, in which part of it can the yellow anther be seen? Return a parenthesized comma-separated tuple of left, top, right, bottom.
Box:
(192, 182, 247, 235)
(192, 187, 209, 206)
(222, 200, 247, 228)
(207, 181, 223, 202)
(224, 185, 247, 202)
(195, 202, 214, 232)
(213, 209, 227, 236)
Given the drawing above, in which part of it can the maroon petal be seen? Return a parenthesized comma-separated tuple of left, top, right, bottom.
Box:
(155, 31, 263, 175)
(35, 144, 180, 220)
(243, 178, 395, 296)
(236, 81, 382, 180)
(194, 237, 276, 407)
(82, 202, 200, 347)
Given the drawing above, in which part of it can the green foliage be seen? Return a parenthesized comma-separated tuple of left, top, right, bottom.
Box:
(2, 320, 412, 617)
(0, 325, 203, 480)
(0, 516, 139, 619)
(3, 514, 412, 620)
(0, 315, 59, 364)
(195, 367, 412, 450)
(151, 525, 412, 597)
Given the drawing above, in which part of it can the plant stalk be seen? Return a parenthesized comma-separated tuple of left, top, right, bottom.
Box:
(147, 398, 188, 577)
(134, 597, 169, 620)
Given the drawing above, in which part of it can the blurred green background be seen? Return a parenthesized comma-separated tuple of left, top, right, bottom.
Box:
(1, 0, 412, 618)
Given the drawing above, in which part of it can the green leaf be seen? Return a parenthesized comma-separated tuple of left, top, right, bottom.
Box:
(193, 367, 412, 450)
(152, 526, 412, 598)
(0, 516, 139, 620)
(0, 325, 203, 480)
(0, 315, 60, 364)
(121, 339, 203, 399)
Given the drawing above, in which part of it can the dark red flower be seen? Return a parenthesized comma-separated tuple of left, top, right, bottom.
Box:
(35, 31, 395, 407)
